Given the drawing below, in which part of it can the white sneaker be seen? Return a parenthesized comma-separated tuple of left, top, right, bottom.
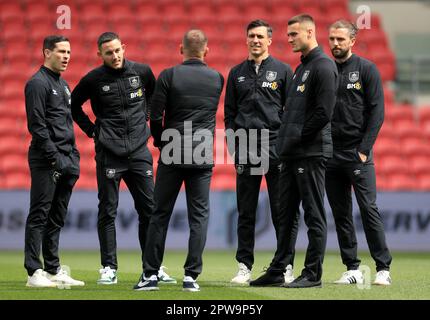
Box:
(158, 266, 177, 284)
(46, 267, 85, 286)
(26, 269, 57, 288)
(373, 270, 391, 285)
(97, 266, 117, 285)
(334, 270, 364, 285)
(284, 264, 295, 284)
(183, 276, 200, 292)
(231, 262, 251, 284)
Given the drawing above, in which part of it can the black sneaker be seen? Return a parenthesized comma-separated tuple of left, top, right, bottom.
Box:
(183, 276, 200, 292)
(283, 275, 322, 288)
(249, 270, 285, 287)
(133, 274, 159, 291)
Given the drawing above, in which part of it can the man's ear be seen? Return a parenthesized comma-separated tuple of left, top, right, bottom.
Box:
(122, 43, 126, 52)
(43, 48, 51, 58)
(180, 44, 184, 55)
(204, 46, 209, 57)
(97, 50, 101, 58)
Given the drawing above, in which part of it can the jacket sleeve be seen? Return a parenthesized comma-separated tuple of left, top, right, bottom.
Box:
(281, 65, 294, 119)
(358, 63, 384, 156)
(142, 65, 156, 121)
(224, 69, 237, 131)
(25, 79, 61, 165)
(150, 68, 171, 147)
(301, 63, 338, 142)
(71, 75, 95, 138)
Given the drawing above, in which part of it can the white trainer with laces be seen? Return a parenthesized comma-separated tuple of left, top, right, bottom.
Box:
(284, 264, 295, 284)
(97, 266, 117, 285)
(46, 267, 85, 286)
(231, 262, 251, 284)
(183, 276, 200, 292)
(334, 270, 364, 285)
(373, 270, 391, 285)
(158, 266, 177, 284)
(26, 269, 57, 288)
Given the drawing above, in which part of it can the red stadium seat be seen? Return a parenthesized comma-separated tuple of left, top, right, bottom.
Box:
(418, 107, 430, 127)
(215, 3, 242, 22)
(373, 136, 398, 158)
(386, 173, 417, 191)
(401, 137, 430, 157)
(4, 172, 31, 189)
(0, 154, 28, 174)
(384, 86, 395, 105)
(242, 4, 272, 22)
(211, 174, 235, 190)
(0, 136, 27, 156)
(375, 173, 389, 191)
(378, 155, 409, 175)
(385, 105, 415, 124)
(417, 173, 430, 191)
(410, 155, 430, 175)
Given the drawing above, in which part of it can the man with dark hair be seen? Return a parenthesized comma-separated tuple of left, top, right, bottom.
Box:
(24, 35, 84, 287)
(327, 20, 392, 286)
(251, 14, 338, 288)
(135, 29, 224, 292)
(224, 19, 296, 285)
(71, 32, 175, 285)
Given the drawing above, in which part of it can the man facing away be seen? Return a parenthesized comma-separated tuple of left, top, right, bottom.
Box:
(71, 32, 175, 285)
(134, 29, 224, 292)
(327, 20, 392, 286)
(24, 35, 84, 287)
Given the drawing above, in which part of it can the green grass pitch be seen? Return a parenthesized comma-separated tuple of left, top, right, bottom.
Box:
(1, 250, 429, 300)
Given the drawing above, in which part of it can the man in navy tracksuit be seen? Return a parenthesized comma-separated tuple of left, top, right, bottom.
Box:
(251, 14, 338, 288)
(327, 20, 392, 286)
(224, 20, 297, 285)
(24, 35, 84, 287)
(134, 30, 224, 292)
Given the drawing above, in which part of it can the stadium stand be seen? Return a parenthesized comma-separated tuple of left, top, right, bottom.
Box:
(0, 0, 429, 190)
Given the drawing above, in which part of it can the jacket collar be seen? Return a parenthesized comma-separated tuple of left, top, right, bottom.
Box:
(300, 46, 323, 65)
(182, 58, 206, 66)
(102, 59, 131, 74)
(248, 55, 272, 67)
(335, 53, 358, 67)
(41, 65, 61, 80)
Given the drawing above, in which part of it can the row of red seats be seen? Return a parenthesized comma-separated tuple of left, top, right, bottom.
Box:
(0, 0, 349, 20)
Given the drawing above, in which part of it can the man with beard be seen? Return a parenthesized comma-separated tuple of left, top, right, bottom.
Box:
(72, 32, 175, 285)
(327, 20, 392, 286)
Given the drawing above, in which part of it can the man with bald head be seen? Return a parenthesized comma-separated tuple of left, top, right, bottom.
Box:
(135, 29, 224, 292)
(251, 14, 338, 288)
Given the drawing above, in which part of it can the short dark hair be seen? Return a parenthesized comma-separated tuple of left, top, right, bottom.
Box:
(246, 19, 272, 38)
(97, 32, 121, 49)
(182, 29, 208, 57)
(288, 14, 315, 26)
(330, 20, 359, 38)
(43, 35, 69, 52)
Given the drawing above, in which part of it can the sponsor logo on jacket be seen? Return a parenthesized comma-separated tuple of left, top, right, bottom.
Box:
(130, 88, 143, 99)
(347, 82, 361, 90)
(262, 81, 278, 90)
